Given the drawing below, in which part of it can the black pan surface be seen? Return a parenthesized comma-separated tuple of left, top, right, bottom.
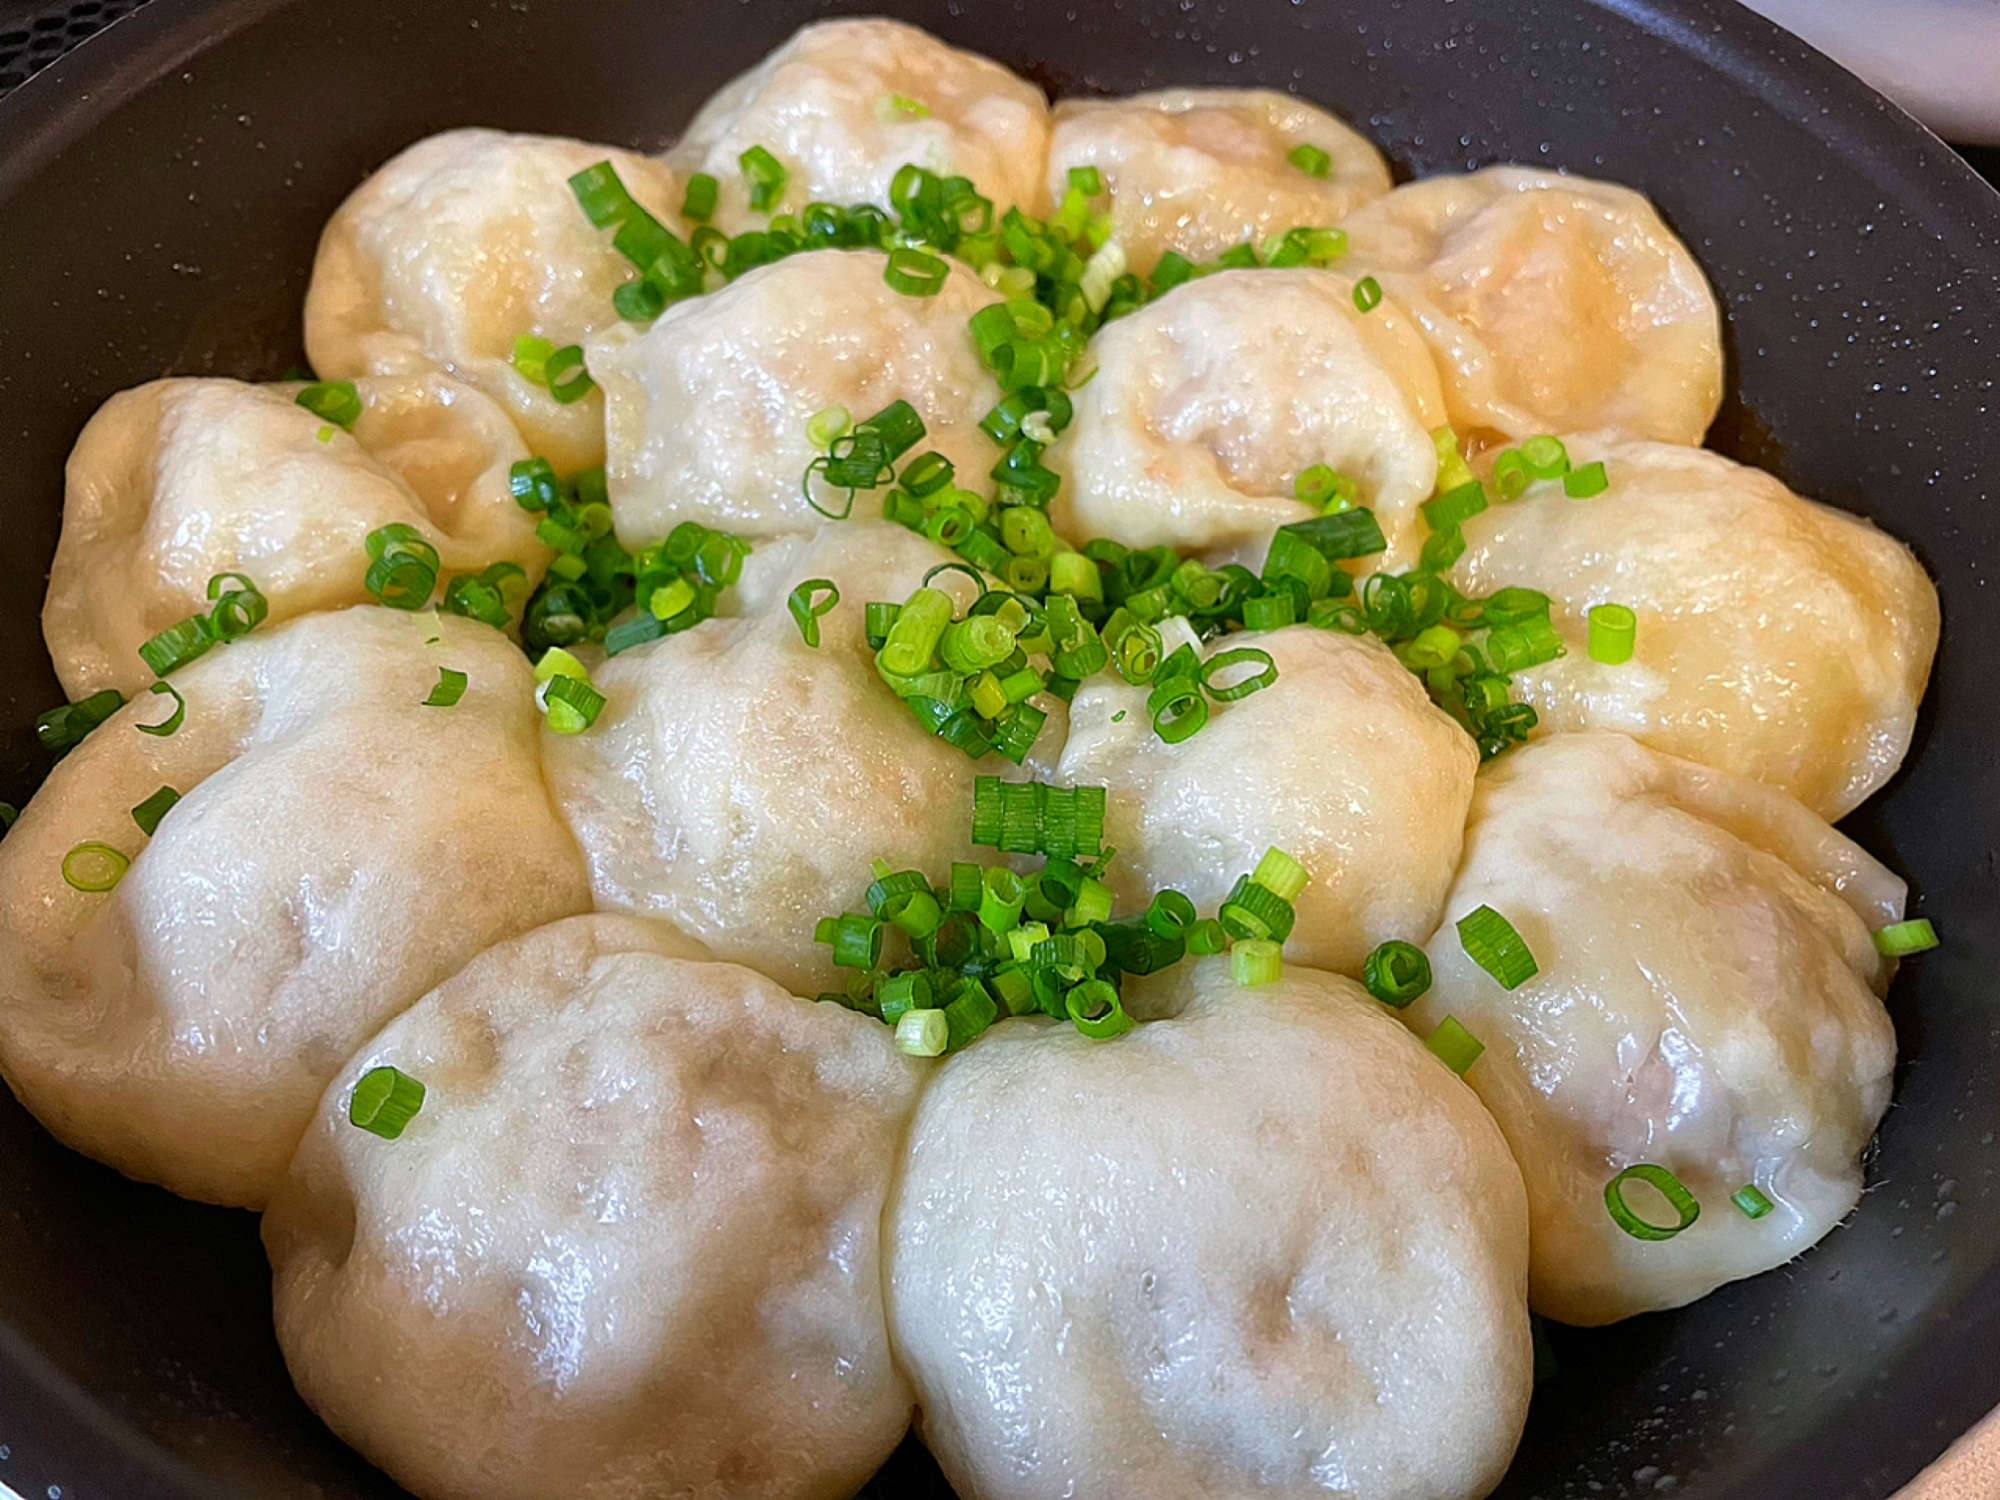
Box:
(0, 2, 1997, 1498)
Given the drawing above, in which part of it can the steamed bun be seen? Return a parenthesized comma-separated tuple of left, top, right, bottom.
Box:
(305, 128, 684, 472)
(665, 18, 1050, 234)
(1049, 268, 1446, 561)
(0, 607, 589, 1207)
(1340, 166, 1723, 445)
(543, 521, 993, 994)
(265, 914, 921, 1500)
(44, 374, 546, 698)
(888, 958, 1532, 1500)
(1405, 732, 1901, 1325)
(588, 248, 1003, 544)
(1046, 88, 1391, 272)
(1455, 434, 1939, 819)
(1056, 624, 1477, 978)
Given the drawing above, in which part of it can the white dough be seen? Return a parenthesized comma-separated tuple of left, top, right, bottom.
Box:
(305, 129, 684, 472)
(543, 521, 1001, 994)
(1056, 624, 1476, 981)
(1046, 87, 1391, 272)
(589, 248, 1003, 544)
(1456, 434, 1939, 819)
(265, 914, 921, 1500)
(1340, 166, 1724, 444)
(1404, 732, 1901, 1326)
(888, 958, 1532, 1500)
(44, 374, 547, 699)
(665, 18, 1051, 233)
(0, 607, 590, 1208)
(1049, 268, 1446, 563)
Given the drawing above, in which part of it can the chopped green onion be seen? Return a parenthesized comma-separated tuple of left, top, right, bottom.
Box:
(1605, 1163, 1701, 1241)
(206, 572, 269, 641)
(943, 979, 999, 1050)
(423, 667, 468, 707)
(1423, 480, 1489, 533)
(136, 681, 185, 738)
(885, 247, 950, 297)
(348, 1065, 426, 1140)
(1220, 875, 1296, 943)
(1520, 435, 1570, 479)
(680, 172, 718, 223)
(138, 615, 215, 677)
(1232, 938, 1284, 987)
(1457, 905, 1538, 990)
(1065, 978, 1134, 1039)
(884, 92, 930, 118)
(1187, 917, 1228, 956)
(807, 405, 852, 449)
(129, 786, 180, 837)
(1426, 1015, 1485, 1075)
(1147, 671, 1209, 743)
(539, 672, 606, 734)
(739, 144, 788, 213)
(1278, 507, 1388, 561)
(787, 578, 840, 648)
(1363, 940, 1432, 1007)
(534, 345, 590, 405)
(1732, 1184, 1776, 1220)
(1352, 275, 1384, 313)
(1873, 918, 1939, 957)
(1288, 142, 1333, 178)
(62, 841, 129, 893)
(978, 866, 1026, 934)
(1564, 460, 1610, 499)
(1493, 449, 1531, 500)
(1588, 603, 1637, 665)
(895, 1008, 949, 1057)
(363, 523, 440, 611)
(0, 804, 15, 832)
(512, 334, 555, 386)
(816, 912, 884, 969)
(1147, 890, 1197, 938)
(1200, 647, 1279, 702)
(37, 688, 124, 754)
(296, 380, 362, 431)
(1251, 847, 1311, 902)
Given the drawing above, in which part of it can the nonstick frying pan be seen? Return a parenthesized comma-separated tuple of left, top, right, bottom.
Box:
(0, 2, 1997, 1497)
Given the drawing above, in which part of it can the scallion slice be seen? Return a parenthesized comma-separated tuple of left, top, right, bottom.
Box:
(1231, 938, 1283, 987)
(1457, 904, 1538, 989)
(1363, 940, 1432, 1007)
(1425, 1015, 1484, 1075)
(1605, 1163, 1701, 1241)
(138, 615, 215, 677)
(681, 172, 718, 223)
(1288, 142, 1333, 178)
(296, 380, 362, 431)
(1587, 603, 1637, 665)
(739, 144, 788, 213)
(136, 681, 185, 738)
(423, 668, 468, 707)
(895, 1008, 949, 1057)
(62, 841, 129, 893)
(1732, 1184, 1776, 1220)
(1564, 460, 1610, 499)
(129, 785, 180, 837)
(1873, 918, 1939, 956)
(884, 247, 950, 297)
(1200, 647, 1278, 702)
(787, 578, 840, 648)
(348, 1065, 426, 1140)
(1352, 275, 1384, 313)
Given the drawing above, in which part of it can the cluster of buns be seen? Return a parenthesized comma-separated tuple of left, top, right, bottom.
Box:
(0, 17, 1937, 1500)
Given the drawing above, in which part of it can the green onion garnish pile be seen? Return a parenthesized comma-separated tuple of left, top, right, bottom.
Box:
(813, 776, 1315, 1053)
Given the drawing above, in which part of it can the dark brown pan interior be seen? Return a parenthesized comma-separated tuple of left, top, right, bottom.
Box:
(0, 2, 1998, 1497)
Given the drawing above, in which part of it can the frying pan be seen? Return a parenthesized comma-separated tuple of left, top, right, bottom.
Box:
(0, 1, 1997, 1497)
